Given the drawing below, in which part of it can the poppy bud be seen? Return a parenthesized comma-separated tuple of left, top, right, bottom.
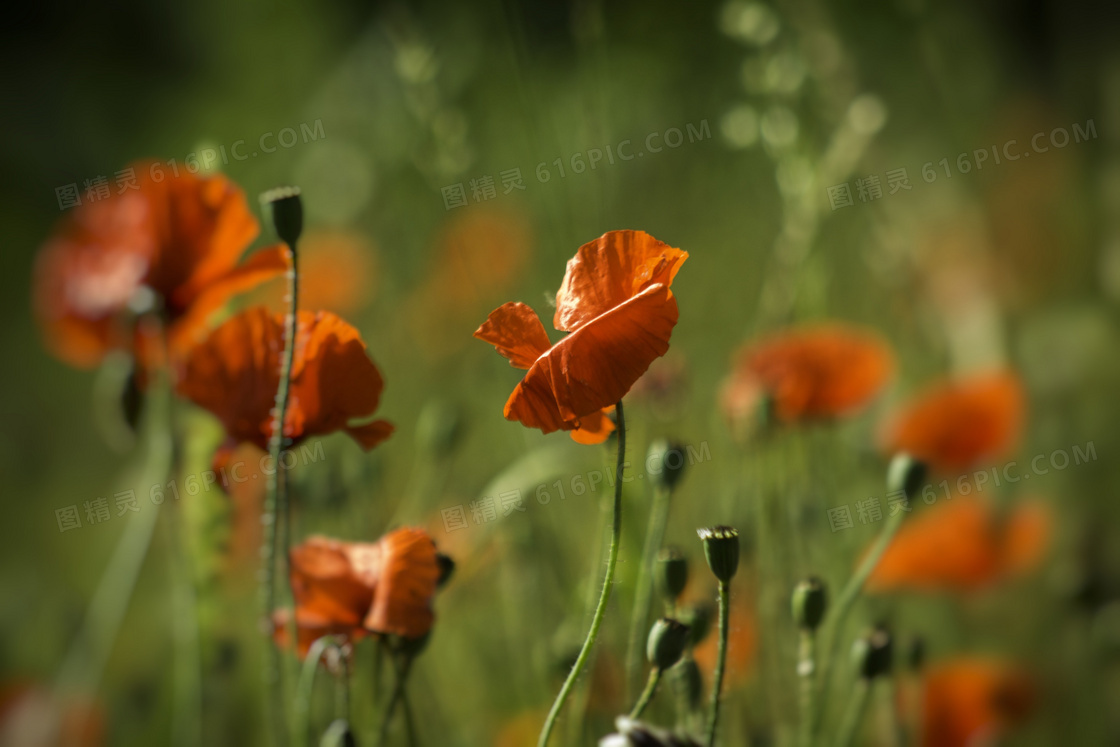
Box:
(657, 547, 689, 601)
(681, 603, 713, 647)
(319, 718, 356, 747)
(697, 526, 740, 583)
(673, 656, 703, 710)
(436, 552, 455, 589)
(648, 439, 687, 490)
(261, 186, 303, 248)
(647, 618, 691, 670)
(887, 453, 927, 502)
(791, 577, 828, 631)
(851, 625, 892, 680)
(416, 399, 464, 459)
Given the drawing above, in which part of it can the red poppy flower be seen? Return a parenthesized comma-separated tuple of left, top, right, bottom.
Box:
(33, 161, 287, 369)
(881, 371, 1024, 474)
(177, 307, 394, 466)
(919, 659, 1034, 747)
(867, 498, 1051, 592)
(721, 324, 894, 427)
(276, 529, 442, 658)
(474, 230, 687, 441)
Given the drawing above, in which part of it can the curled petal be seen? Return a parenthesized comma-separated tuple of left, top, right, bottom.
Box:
(474, 302, 552, 370)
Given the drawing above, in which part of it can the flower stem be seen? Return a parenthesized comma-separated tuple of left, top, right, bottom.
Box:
(261, 238, 299, 746)
(377, 653, 414, 747)
(797, 630, 817, 747)
(538, 399, 627, 747)
(706, 580, 730, 747)
(812, 507, 905, 738)
(629, 668, 663, 719)
(294, 636, 334, 747)
(832, 679, 870, 747)
(626, 482, 672, 700)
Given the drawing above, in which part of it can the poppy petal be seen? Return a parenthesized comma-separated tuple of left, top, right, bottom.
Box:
(553, 230, 687, 332)
(569, 407, 616, 445)
(363, 528, 441, 638)
(473, 302, 552, 370)
(345, 420, 396, 450)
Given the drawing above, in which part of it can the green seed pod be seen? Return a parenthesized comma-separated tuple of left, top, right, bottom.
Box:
(697, 526, 740, 583)
(647, 617, 691, 670)
(681, 603, 713, 647)
(648, 439, 688, 490)
(851, 625, 893, 680)
(260, 186, 303, 248)
(887, 453, 928, 501)
(319, 718, 356, 747)
(791, 577, 828, 631)
(656, 547, 689, 601)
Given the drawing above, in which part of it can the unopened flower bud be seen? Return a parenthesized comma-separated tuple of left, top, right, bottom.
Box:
(697, 526, 740, 583)
(887, 453, 927, 502)
(319, 718, 356, 747)
(648, 439, 688, 490)
(851, 625, 893, 680)
(647, 617, 691, 670)
(791, 577, 828, 631)
(657, 547, 689, 601)
(681, 603, 713, 647)
(261, 186, 303, 248)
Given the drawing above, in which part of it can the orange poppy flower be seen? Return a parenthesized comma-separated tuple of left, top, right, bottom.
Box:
(867, 498, 1051, 592)
(881, 371, 1024, 474)
(720, 324, 894, 426)
(33, 162, 286, 369)
(276, 529, 442, 658)
(919, 659, 1034, 747)
(177, 307, 394, 466)
(474, 230, 687, 441)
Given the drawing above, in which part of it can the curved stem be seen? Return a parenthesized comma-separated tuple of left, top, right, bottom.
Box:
(294, 637, 334, 747)
(261, 239, 299, 746)
(538, 399, 627, 747)
(833, 679, 870, 747)
(706, 580, 730, 747)
(812, 507, 905, 738)
(629, 668, 663, 720)
(625, 483, 672, 699)
(377, 653, 414, 747)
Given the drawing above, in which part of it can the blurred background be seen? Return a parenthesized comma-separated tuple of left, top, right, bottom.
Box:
(2, 0, 1120, 744)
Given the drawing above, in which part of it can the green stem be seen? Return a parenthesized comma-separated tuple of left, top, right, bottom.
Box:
(706, 580, 730, 747)
(538, 399, 627, 747)
(833, 679, 871, 747)
(625, 482, 672, 700)
(262, 240, 299, 746)
(377, 653, 413, 747)
(629, 668, 663, 719)
(294, 637, 334, 747)
(813, 507, 905, 738)
(797, 630, 817, 747)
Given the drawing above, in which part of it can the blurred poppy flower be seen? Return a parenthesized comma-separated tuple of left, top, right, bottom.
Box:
(0, 682, 104, 747)
(867, 498, 1051, 593)
(721, 324, 894, 428)
(474, 230, 687, 441)
(275, 529, 442, 658)
(919, 659, 1035, 747)
(881, 371, 1024, 474)
(177, 306, 393, 468)
(33, 162, 287, 370)
(495, 709, 546, 747)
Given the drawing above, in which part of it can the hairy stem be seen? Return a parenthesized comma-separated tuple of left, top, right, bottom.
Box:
(706, 580, 730, 747)
(538, 399, 626, 747)
(629, 668, 663, 720)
